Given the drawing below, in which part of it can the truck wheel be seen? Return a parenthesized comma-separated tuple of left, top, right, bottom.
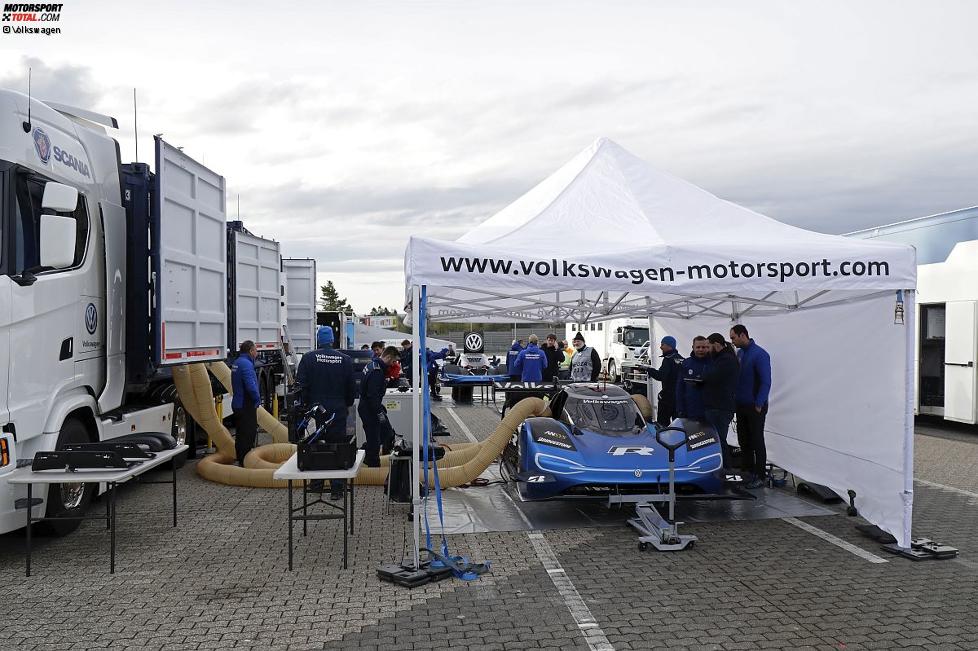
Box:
(608, 360, 619, 384)
(166, 405, 189, 469)
(38, 417, 94, 536)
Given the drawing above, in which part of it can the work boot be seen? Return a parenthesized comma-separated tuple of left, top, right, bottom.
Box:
(329, 486, 344, 501)
(308, 480, 324, 493)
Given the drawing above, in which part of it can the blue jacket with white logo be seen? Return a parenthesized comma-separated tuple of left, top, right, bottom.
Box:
(675, 354, 711, 420)
(296, 345, 355, 431)
(735, 339, 772, 408)
(231, 354, 261, 409)
(513, 343, 548, 383)
(506, 342, 524, 375)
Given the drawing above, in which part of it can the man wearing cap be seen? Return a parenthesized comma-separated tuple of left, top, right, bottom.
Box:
(296, 326, 356, 498)
(570, 332, 602, 382)
(647, 336, 684, 426)
(513, 334, 548, 383)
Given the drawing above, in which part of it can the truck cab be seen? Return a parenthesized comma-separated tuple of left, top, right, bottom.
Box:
(0, 89, 228, 534)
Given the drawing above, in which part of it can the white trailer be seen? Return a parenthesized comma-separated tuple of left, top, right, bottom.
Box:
(565, 317, 649, 382)
(0, 90, 228, 534)
(283, 258, 317, 354)
(847, 207, 978, 424)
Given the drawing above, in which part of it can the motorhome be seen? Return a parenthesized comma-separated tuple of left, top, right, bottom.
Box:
(847, 207, 978, 424)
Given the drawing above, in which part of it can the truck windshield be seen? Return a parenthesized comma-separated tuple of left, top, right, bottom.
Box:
(622, 328, 649, 347)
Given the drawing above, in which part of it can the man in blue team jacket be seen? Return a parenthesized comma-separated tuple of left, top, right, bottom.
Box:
(297, 326, 356, 497)
(675, 336, 712, 422)
(730, 324, 772, 488)
(512, 335, 548, 383)
(231, 340, 261, 466)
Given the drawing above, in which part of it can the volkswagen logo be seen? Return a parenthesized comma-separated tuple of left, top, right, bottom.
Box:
(85, 303, 98, 335)
(634, 469, 643, 478)
(465, 332, 483, 351)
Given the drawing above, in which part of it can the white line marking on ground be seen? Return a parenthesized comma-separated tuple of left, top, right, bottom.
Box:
(782, 517, 889, 564)
(915, 478, 978, 501)
(527, 532, 615, 651)
(445, 407, 479, 443)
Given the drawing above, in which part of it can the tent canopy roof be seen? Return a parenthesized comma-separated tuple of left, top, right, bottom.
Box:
(405, 138, 916, 323)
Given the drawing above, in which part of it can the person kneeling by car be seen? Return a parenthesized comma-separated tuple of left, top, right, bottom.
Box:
(359, 346, 401, 468)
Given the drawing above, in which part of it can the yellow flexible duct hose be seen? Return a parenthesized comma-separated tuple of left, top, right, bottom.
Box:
(207, 362, 289, 444)
(174, 364, 291, 488)
(632, 393, 653, 421)
(177, 361, 549, 488)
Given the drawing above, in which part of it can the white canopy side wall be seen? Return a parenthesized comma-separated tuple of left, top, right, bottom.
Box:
(653, 291, 913, 543)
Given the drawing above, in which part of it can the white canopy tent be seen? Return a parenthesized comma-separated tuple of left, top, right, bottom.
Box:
(403, 138, 917, 556)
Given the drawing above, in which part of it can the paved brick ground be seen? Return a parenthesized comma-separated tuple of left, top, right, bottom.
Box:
(1, 393, 976, 650)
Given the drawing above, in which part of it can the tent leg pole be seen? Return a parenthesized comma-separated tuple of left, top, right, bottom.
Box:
(647, 313, 655, 407)
(411, 285, 421, 569)
(902, 290, 916, 548)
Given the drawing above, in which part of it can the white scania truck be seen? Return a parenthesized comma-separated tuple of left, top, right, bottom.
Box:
(0, 89, 233, 534)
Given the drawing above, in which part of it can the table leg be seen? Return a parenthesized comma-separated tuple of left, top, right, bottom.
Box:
(106, 482, 111, 530)
(302, 479, 308, 537)
(350, 479, 355, 535)
(287, 479, 293, 571)
(110, 482, 117, 574)
(172, 460, 178, 527)
(25, 483, 32, 577)
(343, 479, 348, 570)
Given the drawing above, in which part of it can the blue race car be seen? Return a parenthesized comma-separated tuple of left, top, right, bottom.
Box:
(502, 383, 725, 500)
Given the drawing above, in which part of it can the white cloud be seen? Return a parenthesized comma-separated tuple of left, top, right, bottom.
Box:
(0, 0, 975, 312)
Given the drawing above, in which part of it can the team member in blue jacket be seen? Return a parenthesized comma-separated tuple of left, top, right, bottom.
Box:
(702, 333, 740, 469)
(730, 324, 772, 488)
(426, 347, 450, 401)
(512, 335, 548, 383)
(675, 336, 711, 422)
(506, 340, 525, 380)
(359, 346, 401, 467)
(231, 340, 261, 466)
(297, 326, 356, 497)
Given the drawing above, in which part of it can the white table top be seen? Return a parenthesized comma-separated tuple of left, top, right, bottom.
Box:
(8, 445, 189, 485)
(274, 449, 365, 480)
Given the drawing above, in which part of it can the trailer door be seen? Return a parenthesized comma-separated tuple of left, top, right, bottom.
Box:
(231, 230, 282, 351)
(282, 258, 317, 354)
(944, 300, 977, 424)
(154, 137, 227, 365)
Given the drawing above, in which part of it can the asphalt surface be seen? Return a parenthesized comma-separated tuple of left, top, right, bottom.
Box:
(2, 392, 977, 650)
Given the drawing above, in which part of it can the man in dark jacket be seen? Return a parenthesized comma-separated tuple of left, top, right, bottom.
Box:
(513, 335, 548, 383)
(359, 346, 400, 468)
(399, 339, 414, 379)
(730, 324, 772, 488)
(425, 347, 450, 401)
(541, 334, 564, 382)
(702, 333, 740, 470)
(297, 326, 356, 498)
(231, 340, 261, 466)
(675, 336, 711, 422)
(570, 332, 603, 382)
(647, 336, 684, 427)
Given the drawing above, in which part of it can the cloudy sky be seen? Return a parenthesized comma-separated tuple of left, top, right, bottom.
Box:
(1, 1, 975, 312)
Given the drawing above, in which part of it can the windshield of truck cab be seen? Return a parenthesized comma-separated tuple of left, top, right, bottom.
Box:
(622, 327, 649, 347)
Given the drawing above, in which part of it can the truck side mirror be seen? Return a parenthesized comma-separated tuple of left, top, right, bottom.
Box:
(41, 182, 79, 212)
(39, 214, 77, 269)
